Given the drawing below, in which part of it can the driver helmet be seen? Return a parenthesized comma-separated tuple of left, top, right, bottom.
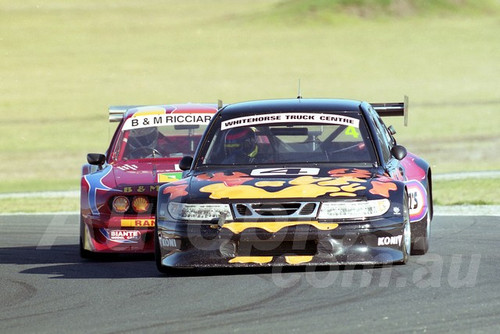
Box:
(127, 126, 158, 149)
(224, 127, 258, 158)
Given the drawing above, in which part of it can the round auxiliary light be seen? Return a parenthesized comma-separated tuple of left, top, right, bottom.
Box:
(112, 196, 130, 213)
(132, 196, 150, 213)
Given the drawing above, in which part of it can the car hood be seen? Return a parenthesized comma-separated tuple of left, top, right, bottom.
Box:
(100, 160, 183, 193)
(164, 166, 401, 202)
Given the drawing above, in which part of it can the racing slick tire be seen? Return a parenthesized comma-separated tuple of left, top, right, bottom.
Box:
(79, 216, 103, 260)
(410, 183, 432, 255)
(397, 192, 411, 265)
(79, 216, 94, 259)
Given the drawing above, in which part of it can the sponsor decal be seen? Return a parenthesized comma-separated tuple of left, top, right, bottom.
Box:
(406, 180, 428, 221)
(251, 167, 320, 176)
(117, 164, 138, 171)
(100, 228, 141, 243)
(221, 113, 360, 130)
(160, 238, 178, 248)
(120, 219, 155, 227)
(123, 185, 159, 193)
(157, 172, 183, 183)
(123, 113, 213, 130)
(378, 235, 403, 246)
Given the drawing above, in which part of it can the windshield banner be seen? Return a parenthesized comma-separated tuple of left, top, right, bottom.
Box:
(221, 113, 359, 130)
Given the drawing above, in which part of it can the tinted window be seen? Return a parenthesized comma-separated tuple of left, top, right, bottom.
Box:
(198, 111, 377, 165)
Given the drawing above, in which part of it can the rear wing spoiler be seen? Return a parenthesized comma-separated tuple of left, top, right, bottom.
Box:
(371, 95, 409, 126)
(108, 105, 143, 122)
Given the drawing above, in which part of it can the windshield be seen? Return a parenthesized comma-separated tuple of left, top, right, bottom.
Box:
(111, 123, 209, 161)
(199, 111, 376, 165)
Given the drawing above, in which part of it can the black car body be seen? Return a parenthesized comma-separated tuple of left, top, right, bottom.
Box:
(155, 98, 433, 271)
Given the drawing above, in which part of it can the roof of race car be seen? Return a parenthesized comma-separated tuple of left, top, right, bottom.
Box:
(219, 98, 363, 117)
(125, 103, 217, 118)
(109, 103, 218, 122)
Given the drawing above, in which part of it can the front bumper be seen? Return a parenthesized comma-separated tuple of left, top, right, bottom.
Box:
(81, 214, 156, 253)
(156, 218, 406, 267)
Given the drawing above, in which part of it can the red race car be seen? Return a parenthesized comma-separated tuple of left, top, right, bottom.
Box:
(80, 103, 218, 258)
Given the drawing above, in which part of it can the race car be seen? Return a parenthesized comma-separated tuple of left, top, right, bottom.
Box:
(155, 97, 433, 271)
(80, 103, 218, 258)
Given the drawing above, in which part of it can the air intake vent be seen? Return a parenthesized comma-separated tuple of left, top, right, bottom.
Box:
(232, 202, 319, 219)
(299, 203, 317, 215)
(253, 203, 301, 216)
(236, 204, 252, 216)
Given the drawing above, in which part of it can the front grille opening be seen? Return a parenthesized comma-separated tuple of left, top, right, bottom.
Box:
(252, 203, 301, 216)
(233, 202, 318, 218)
(236, 204, 252, 216)
(299, 203, 317, 215)
(238, 240, 317, 256)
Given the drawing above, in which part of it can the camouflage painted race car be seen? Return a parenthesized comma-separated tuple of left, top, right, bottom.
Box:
(80, 103, 218, 258)
(155, 98, 433, 271)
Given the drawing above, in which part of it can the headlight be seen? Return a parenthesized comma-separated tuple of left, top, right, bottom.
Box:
(317, 199, 390, 219)
(131, 196, 151, 213)
(167, 202, 233, 221)
(112, 196, 130, 213)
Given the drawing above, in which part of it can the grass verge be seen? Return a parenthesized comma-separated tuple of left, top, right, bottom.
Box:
(0, 197, 79, 214)
(433, 178, 500, 206)
(1, 0, 499, 211)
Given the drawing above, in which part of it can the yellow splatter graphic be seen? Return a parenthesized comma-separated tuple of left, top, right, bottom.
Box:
(289, 176, 336, 185)
(221, 221, 338, 234)
(329, 192, 357, 197)
(318, 177, 366, 186)
(255, 181, 285, 187)
(201, 183, 349, 199)
(229, 256, 273, 264)
(340, 183, 366, 193)
(285, 255, 314, 264)
(200, 175, 369, 200)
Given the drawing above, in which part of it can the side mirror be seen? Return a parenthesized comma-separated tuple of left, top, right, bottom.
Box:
(87, 153, 106, 166)
(179, 156, 193, 171)
(391, 145, 407, 161)
(388, 125, 397, 135)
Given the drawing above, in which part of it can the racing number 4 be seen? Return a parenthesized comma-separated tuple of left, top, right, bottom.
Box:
(344, 126, 359, 138)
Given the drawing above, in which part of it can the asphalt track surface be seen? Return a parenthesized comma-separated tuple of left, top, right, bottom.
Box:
(1, 213, 499, 334)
